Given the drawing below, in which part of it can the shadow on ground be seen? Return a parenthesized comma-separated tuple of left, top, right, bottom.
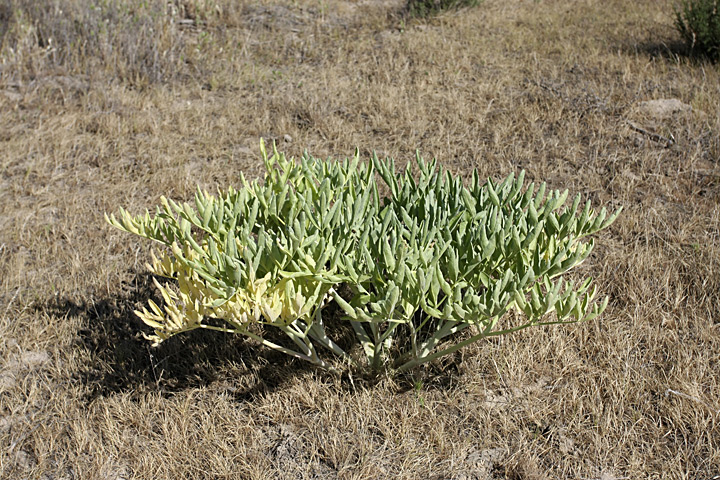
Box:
(39, 272, 315, 401)
(619, 36, 719, 65)
(37, 270, 475, 400)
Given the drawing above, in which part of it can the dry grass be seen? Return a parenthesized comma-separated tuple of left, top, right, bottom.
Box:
(1, 0, 719, 478)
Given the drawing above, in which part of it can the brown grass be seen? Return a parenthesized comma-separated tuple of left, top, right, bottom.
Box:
(1, 0, 719, 478)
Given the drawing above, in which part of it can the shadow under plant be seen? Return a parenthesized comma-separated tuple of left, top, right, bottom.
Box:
(43, 272, 315, 401)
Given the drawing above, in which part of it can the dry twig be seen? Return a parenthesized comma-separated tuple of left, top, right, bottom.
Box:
(627, 121, 675, 148)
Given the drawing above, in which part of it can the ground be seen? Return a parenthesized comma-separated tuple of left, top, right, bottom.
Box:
(0, 0, 719, 478)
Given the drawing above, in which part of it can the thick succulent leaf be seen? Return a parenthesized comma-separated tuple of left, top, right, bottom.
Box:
(107, 143, 619, 373)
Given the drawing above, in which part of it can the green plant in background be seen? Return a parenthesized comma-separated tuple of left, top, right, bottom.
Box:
(405, 0, 481, 19)
(107, 141, 620, 375)
(675, 0, 720, 61)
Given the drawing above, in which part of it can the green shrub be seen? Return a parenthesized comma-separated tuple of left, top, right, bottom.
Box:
(405, 0, 481, 19)
(107, 142, 620, 375)
(675, 0, 720, 60)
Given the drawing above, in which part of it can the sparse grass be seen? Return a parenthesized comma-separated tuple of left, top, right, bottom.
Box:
(1, 0, 719, 479)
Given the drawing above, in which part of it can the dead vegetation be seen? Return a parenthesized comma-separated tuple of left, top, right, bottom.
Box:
(0, 0, 719, 478)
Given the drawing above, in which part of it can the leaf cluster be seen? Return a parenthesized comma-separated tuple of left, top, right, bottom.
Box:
(107, 142, 620, 374)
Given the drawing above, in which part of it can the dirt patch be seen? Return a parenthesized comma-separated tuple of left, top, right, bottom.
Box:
(0, 349, 50, 389)
(636, 98, 695, 118)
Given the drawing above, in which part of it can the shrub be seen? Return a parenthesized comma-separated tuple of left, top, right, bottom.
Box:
(675, 0, 720, 61)
(107, 142, 620, 375)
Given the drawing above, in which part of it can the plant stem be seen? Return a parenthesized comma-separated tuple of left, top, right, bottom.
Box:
(242, 329, 335, 371)
(394, 318, 534, 373)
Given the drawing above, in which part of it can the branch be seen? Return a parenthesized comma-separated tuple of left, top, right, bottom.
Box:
(627, 121, 674, 148)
